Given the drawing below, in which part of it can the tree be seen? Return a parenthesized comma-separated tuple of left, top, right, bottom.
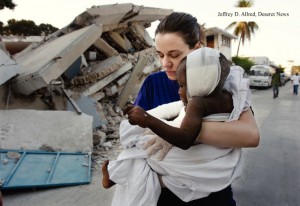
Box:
(0, 1, 58, 36)
(277, 65, 285, 73)
(5, 19, 40, 35)
(232, 56, 255, 73)
(1, 19, 58, 36)
(0, 0, 17, 29)
(226, 0, 259, 56)
(0, 0, 17, 10)
(38, 23, 59, 36)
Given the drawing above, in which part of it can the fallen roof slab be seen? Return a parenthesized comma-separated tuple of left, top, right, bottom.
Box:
(83, 4, 172, 30)
(66, 94, 104, 128)
(11, 24, 102, 95)
(0, 110, 93, 152)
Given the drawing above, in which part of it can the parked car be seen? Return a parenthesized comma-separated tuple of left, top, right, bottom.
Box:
(249, 65, 275, 88)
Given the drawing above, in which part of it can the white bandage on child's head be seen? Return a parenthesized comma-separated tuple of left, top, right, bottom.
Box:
(186, 47, 221, 97)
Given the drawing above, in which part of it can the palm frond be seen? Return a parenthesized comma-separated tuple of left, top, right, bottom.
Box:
(226, 22, 237, 30)
(236, 0, 253, 7)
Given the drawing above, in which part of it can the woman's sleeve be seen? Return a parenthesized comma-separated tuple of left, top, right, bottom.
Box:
(134, 77, 152, 110)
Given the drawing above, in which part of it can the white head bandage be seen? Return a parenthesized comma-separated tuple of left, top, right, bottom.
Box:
(186, 47, 221, 97)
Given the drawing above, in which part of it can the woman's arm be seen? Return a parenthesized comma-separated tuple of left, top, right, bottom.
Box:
(197, 109, 260, 148)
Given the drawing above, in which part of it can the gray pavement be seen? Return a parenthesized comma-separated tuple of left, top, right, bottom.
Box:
(233, 82, 300, 206)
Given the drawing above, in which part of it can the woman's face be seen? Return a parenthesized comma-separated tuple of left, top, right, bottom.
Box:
(155, 33, 193, 80)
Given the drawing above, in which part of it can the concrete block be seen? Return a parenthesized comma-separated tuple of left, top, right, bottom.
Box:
(0, 50, 21, 85)
(0, 110, 93, 152)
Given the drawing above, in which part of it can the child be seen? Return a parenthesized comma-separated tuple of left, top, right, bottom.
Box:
(102, 48, 250, 205)
(123, 47, 233, 150)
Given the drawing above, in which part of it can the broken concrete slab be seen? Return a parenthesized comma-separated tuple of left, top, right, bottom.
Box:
(93, 37, 119, 57)
(0, 110, 93, 152)
(117, 55, 149, 109)
(10, 24, 102, 95)
(85, 4, 173, 32)
(82, 61, 132, 96)
(0, 50, 21, 85)
(131, 22, 155, 47)
(72, 55, 125, 85)
(66, 93, 104, 128)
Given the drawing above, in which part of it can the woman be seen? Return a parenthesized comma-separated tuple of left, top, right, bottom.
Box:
(133, 12, 260, 205)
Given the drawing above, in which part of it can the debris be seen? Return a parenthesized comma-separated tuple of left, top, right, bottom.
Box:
(61, 87, 82, 114)
(6, 151, 21, 160)
(0, 3, 173, 191)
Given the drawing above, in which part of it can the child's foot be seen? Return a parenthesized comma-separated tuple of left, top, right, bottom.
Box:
(102, 160, 115, 189)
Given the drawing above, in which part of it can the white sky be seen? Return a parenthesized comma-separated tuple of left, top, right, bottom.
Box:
(1, 0, 300, 66)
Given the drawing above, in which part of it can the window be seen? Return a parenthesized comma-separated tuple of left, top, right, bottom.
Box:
(221, 35, 231, 47)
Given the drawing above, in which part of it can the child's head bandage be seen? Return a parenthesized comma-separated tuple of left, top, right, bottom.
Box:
(186, 47, 221, 97)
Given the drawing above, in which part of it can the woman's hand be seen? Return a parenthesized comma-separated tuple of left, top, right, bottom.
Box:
(143, 135, 173, 160)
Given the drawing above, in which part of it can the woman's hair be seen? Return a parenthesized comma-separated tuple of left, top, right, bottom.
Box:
(155, 12, 202, 49)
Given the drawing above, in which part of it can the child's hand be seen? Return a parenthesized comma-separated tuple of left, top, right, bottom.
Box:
(123, 105, 150, 128)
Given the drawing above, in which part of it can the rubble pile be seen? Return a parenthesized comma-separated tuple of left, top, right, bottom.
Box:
(0, 4, 173, 171)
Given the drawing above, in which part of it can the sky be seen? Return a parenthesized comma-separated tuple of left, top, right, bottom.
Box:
(1, 0, 300, 67)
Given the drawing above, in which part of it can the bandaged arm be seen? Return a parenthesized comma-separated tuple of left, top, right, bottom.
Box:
(147, 101, 183, 120)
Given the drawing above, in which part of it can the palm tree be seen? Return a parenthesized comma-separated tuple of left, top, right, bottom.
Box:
(226, 0, 259, 56)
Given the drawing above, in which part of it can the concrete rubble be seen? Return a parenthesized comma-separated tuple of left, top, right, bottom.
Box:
(0, 4, 172, 201)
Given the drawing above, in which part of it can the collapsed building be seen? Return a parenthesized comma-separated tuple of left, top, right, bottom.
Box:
(1, 3, 172, 142)
(0, 3, 172, 190)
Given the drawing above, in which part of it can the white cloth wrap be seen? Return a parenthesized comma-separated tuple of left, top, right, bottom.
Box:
(186, 47, 221, 98)
(109, 66, 250, 205)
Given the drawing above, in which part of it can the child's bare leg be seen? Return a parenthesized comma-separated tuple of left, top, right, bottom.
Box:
(102, 160, 115, 189)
